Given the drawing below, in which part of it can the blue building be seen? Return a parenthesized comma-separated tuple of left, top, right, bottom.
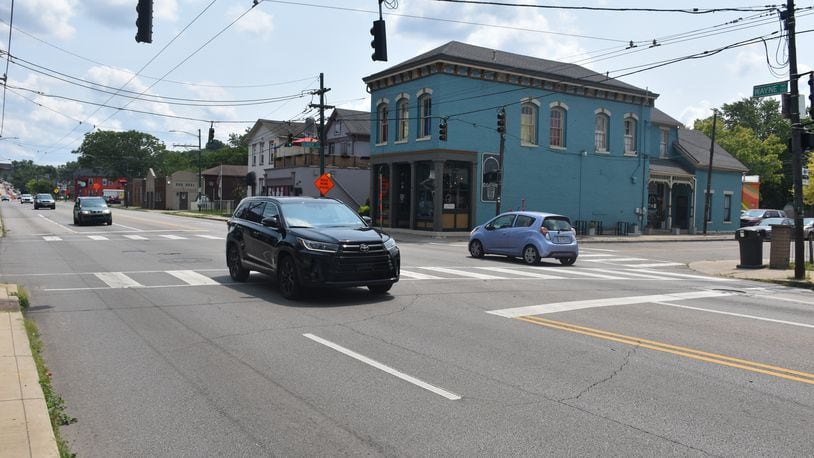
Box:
(363, 41, 746, 234)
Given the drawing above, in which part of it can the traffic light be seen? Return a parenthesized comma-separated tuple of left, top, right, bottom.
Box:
(286, 133, 293, 147)
(808, 73, 813, 119)
(439, 118, 448, 142)
(497, 108, 506, 134)
(370, 20, 387, 62)
(135, 0, 153, 43)
(208, 125, 215, 143)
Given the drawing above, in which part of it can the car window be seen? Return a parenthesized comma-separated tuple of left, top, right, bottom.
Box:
(542, 217, 573, 231)
(244, 201, 266, 223)
(490, 214, 516, 229)
(514, 215, 536, 228)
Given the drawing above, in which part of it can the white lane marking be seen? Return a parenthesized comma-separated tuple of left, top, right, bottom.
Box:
(303, 333, 461, 401)
(627, 269, 734, 281)
(654, 301, 814, 329)
(623, 262, 685, 268)
(487, 290, 733, 318)
(160, 234, 187, 240)
(111, 223, 142, 231)
(124, 235, 148, 240)
(38, 213, 77, 233)
(474, 266, 566, 279)
(43, 236, 62, 241)
(94, 272, 143, 289)
(167, 270, 219, 286)
(580, 248, 617, 252)
(582, 257, 648, 262)
(581, 268, 665, 279)
(576, 254, 615, 258)
(195, 234, 223, 240)
(399, 269, 444, 280)
(88, 235, 109, 241)
(420, 267, 506, 279)
(554, 269, 625, 280)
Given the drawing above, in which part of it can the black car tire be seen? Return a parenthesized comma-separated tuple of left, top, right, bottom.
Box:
(469, 240, 484, 258)
(368, 283, 393, 294)
(277, 255, 301, 299)
(77, 215, 84, 226)
(522, 245, 540, 265)
(227, 244, 250, 282)
(73, 214, 78, 225)
(559, 256, 577, 266)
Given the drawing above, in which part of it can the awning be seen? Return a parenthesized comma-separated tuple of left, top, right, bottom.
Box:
(292, 136, 319, 145)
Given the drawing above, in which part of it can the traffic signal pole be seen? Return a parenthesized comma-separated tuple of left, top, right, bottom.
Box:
(784, 0, 806, 280)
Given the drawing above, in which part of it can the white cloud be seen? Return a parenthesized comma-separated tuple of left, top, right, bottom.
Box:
(1, 0, 76, 40)
(729, 50, 765, 77)
(230, 5, 274, 41)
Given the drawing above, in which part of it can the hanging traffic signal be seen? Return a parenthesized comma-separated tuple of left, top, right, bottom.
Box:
(135, 0, 153, 43)
(370, 20, 387, 62)
(439, 118, 448, 141)
(286, 133, 293, 147)
(808, 72, 813, 119)
(497, 108, 506, 134)
(208, 126, 215, 143)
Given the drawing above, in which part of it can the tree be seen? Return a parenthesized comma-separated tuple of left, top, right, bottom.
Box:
(804, 153, 814, 206)
(74, 130, 168, 178)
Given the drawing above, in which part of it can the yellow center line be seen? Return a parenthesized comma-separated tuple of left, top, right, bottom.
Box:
(516, 316, 814, 385)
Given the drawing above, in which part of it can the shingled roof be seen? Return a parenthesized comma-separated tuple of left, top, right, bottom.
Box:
(364, 41, 654, 97)
(675, 129, 748, 172)
(329, 108, 370, 136)
(651, 108, 683, 127)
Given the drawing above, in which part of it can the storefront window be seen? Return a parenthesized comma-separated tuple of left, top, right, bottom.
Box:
(373, 165, 390, 226)
(415, 162, 434, 225)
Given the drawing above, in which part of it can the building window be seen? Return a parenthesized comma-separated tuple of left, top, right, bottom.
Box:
(520, 102, 538, 145)
(396, 98, 409, 142)
(723, 193, 732, 222)
(659, 128, 669, 157)
(549, 107, 565, 148)
(594, 113, 609, 152)
(377, 103, 388, 144)
(624, 116, 637, 154)
(252, 143, 257, 166)
(259, 142, 264, 165)
(418, 95, 432, 138)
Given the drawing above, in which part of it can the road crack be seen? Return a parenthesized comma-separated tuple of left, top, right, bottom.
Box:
(560, 345, 638, 402)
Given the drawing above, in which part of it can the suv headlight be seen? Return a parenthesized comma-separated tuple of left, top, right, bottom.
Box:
(298, 238, 339, 253)
(383, 237, 397, 250)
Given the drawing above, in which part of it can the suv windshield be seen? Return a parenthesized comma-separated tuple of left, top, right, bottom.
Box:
(280, 200, 364, 228)
(81, 198, 108, 208)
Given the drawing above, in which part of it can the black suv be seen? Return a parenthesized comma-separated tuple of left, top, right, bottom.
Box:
(226, 196, 400, 299)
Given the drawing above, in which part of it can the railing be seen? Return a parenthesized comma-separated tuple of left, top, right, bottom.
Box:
(273, 154, 370, 169)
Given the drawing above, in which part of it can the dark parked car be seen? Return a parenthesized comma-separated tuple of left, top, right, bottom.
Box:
(73, 197, 112, 226)
(226, 196, 400, 299)
(740, 209, 785, 226)
(33, 193, 56, 210)
(468, 211, 579, 265)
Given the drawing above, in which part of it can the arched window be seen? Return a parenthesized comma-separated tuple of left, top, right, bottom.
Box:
(396, 98, 409, 141)
(520, 102, 538, 145)
(418, 94, 432, 138)
(377, 103, 388, 144)
(594, 113, 609, 152)
(549, 106, 566, 147)
(624, 116, 637, 153)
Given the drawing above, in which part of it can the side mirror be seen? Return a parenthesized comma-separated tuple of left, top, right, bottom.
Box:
(261, 215, 280, 228)
(485, 223, 495, 230)
(362, 216, 373, 226)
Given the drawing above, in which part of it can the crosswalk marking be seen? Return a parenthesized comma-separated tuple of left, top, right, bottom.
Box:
(551, 269, 626, 280)
(582, 257, 648, 262)
(196, 234, 223, 240)
(167, 270, 219, 286)
(160, 234, 187, 240)
(577, 253, 615, 258)
(582, 268, 665, 279)
(88, 235, 109, 241)
(400, 269, 444, 280)
(420, 267, 507, 280)
(43, 236, 62, 241)
(124, 235, 148, 240)
(94, 272, 143, 288)
(474, 266, 566, 279)
(626, 268, 734, 282)
(623, 262, 684, 268)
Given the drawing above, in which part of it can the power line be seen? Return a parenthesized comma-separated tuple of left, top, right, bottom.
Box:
(430, 1, 779, 14)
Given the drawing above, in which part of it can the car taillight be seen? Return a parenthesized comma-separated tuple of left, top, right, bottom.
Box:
(539, 226, 551, 240)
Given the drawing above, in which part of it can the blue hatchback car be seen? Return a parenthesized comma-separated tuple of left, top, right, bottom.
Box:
(468, 211, 578, 265)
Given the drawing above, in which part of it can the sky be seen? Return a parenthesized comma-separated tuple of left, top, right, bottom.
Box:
(0, 0, 812, 167)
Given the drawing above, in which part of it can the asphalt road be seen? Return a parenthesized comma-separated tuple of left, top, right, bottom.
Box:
(1, 201, 812, 456)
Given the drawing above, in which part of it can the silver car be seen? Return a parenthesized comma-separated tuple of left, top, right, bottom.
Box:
(33, 193, 56, 210)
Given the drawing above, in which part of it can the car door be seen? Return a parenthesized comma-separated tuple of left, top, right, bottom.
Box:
(255, 202, 283, 272)
(480, 214, 517, 254)
(504, 214, 537, 255)
(240, 201, 271, 268)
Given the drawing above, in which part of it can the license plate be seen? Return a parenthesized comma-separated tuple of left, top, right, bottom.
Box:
(557, 236, 571, 243)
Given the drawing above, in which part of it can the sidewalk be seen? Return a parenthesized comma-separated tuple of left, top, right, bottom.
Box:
(0, 284, 59, 458)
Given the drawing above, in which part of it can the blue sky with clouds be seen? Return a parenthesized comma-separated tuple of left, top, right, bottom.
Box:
(0, 0, 811, 166)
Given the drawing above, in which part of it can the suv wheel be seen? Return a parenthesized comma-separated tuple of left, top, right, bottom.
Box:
(522, 245, 540, 265)
(227, 244, 250, 282)
(277, 255, 301, 299)
(368, 283, 393, 294)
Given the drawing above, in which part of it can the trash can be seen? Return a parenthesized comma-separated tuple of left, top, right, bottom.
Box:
(736, 229, 763, 268)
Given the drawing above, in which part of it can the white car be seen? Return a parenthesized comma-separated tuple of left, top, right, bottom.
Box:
(19, 194, 33, 203)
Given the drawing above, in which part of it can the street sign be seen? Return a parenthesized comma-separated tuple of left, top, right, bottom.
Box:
(753, 81, 788, 98)
(314, 173, 334, 196)
(302, 142, 320, 148)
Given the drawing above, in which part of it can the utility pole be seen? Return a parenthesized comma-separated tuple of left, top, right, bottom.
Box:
(783, 0, 806, 280)
(703, 109, 718, 235)
(309, 73, 334, 176)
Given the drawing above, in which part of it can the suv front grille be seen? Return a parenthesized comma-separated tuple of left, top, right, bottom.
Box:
(332, 242, 393, 280)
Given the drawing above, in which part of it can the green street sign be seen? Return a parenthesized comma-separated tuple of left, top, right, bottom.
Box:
(752, 81, 788, 98)
(302, 142, 320, 148)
